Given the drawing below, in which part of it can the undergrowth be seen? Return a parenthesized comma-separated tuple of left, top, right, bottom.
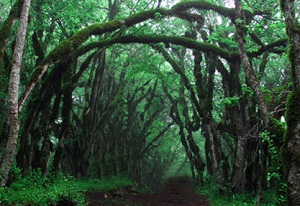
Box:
(75, 175, 133, 192)
(0, 169, 85, 205)
(197, 183, 276, 206)
(0, 168, 133, 206)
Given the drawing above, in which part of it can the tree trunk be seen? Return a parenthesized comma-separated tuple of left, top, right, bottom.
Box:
(234, 0, 269, 126)
(281, 1, 300, 205)
(234, 0, 270, 195)
(0, 1, 23, 90)
(231, 81, 251, 193)
(0, 0, 31, 186)
(232, 124, 247, 193)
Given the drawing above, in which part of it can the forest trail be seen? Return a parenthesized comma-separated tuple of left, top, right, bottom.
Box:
(86, 176, 210, 206)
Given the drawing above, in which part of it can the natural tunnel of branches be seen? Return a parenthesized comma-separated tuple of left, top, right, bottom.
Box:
(0, 0, 299, 205)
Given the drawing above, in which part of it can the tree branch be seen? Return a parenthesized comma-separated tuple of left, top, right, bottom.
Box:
(18, 0, 278, 111)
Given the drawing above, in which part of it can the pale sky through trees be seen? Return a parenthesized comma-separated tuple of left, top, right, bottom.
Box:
(161, 0, 234, 8)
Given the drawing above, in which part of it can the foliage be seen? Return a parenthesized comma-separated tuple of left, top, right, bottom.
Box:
(0, 0, 295, 203)
(261, 128, 288, 205)
(223, 96, 240, 106)
(0, 170, 135, 205)
(0, 169, 85, 205)
(223, 84, 254, 106)
(197, 182, 276, 206)
(75, 175, 133, 192)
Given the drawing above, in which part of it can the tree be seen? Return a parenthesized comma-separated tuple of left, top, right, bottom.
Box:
(281, 0, 300, 205)
(0, 1, 292, 202)
(0, 0, 32, 186)
(233, 0, 269, 194)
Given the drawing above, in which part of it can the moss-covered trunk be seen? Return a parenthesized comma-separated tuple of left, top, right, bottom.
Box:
(234, 0, 269, 126)
(281, 0, 300, 205)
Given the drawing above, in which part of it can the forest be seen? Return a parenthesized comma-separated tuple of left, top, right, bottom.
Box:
(0, 0, 299, 205)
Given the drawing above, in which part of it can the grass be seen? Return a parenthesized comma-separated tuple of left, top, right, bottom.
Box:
(1, 169, 279, 206)
(75, 175, 133, 192)
(0, 171, 85, 205)
(196, 183, 277, 206)
(0, 169, 134, 206)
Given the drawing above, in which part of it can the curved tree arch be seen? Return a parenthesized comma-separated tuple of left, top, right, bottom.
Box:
(18, 0, 274, 111)
(0, 0, 295, 201)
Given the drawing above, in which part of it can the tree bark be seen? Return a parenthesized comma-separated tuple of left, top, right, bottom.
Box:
(281, 1, 300, 205)
(234, 0, 269, 126)
(233, 0, 269, 196)
(0, 0, 31, 186)
(0, 1, 23, 89)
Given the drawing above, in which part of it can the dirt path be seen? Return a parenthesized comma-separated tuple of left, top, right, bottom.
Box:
(86, 176, 210, 206)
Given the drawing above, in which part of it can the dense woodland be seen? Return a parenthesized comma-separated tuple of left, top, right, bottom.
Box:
(0, 0, 300, 205)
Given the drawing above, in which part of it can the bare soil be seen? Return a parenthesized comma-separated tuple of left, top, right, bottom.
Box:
(85, 176, 210, 206)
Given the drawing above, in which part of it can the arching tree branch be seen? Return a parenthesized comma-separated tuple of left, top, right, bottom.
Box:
(17, 0, 276, 111)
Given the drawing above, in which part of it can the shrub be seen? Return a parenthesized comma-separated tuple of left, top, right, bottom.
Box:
(0, 169, 85, 205)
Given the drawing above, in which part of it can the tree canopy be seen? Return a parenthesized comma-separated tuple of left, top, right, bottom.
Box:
(0, 0, 299, 205)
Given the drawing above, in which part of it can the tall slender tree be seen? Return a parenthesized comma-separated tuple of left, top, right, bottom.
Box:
(0, 0, 32, 186)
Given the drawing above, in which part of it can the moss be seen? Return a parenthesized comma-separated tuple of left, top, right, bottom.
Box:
(285, 18, 300, 128)
(279, 0, 285, 13)
(0, 1, 22, 75)
(0, 1, 22, 39)
(71, 26, 99, 48)
(124, 8, 168, 26)
(44, 40, 72, 63)
(75, 34, 236, 63)
(29, 65, 45, 83)
(284, 89, 300, 166)
(171, 1, 212, 11)
(75, 42, 101, 56)
(102, 20, 125, 31)
(43, 20, 124, 64)
(118, 34, 235, 61)
(71, 20, 123, 48)
(264, 85, 288, 115)
(269, 118, 286, 148)
(0, 23, 11, 46)
(43, 20, 124, 63)
(285, 89, 300, 132)
(171, 1, 234, 20)
(11, 0, 23, 16)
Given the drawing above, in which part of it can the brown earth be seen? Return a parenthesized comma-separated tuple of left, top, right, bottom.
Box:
(85, 176, 210, 206)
